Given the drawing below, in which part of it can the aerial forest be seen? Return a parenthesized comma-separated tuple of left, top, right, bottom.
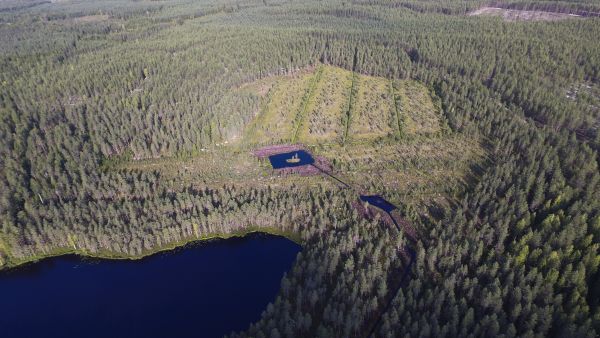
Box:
(1, 0, 599, 337)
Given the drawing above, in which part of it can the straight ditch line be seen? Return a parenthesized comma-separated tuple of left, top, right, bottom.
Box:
(245, 83, 276, 141)
(366, 244, 416, 338)
(343, 71, 358, 145)
(309, 158, 416, 338)
(310, 163, 351, 189)
(390, 79, 404, 138)
(291, 66, 323, 143)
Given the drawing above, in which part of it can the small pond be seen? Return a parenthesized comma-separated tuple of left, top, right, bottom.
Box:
(268, 150, 314, 169)
(360, 195, 398, 213)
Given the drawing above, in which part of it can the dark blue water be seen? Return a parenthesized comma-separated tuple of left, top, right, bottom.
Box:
(360, 195, 397, 213)
(0, 233, 301, 338)
(268, 150, 314, 169)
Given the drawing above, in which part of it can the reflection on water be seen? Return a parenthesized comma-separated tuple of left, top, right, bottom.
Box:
(0, 233, 301, 338)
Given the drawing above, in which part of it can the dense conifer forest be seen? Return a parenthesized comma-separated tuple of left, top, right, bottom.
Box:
(1, 0, 599, 336)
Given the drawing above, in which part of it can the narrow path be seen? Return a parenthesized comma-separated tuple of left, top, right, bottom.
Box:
(343, 72, 358, 144)
(310, 159, 417, 338)
(262, 146, 417, 337)
(390, 79, 404, 138)
(365, 210, 416, 338)
(310, 163, 352, 189)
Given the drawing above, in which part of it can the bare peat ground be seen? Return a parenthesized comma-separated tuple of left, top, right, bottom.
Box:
(468, 7, 581, 21)
(252, 144, 306, 159)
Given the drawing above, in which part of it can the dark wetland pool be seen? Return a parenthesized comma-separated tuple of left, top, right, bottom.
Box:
(0, 233, 301, 338)
(268, 150, 314, 169)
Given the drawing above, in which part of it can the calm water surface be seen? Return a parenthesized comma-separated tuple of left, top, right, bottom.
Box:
(268, 150, 314, 169)
(0, 233, 301, 338)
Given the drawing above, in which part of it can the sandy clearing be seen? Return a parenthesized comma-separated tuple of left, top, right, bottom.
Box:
(468, 7, 580, 21)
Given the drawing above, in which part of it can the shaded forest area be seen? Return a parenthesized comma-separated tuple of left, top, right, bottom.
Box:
(1, 0, 600, 337)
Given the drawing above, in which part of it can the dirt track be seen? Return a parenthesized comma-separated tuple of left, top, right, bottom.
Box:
(257, 144, 418, 337)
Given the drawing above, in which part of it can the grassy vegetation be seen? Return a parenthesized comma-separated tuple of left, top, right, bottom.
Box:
(113, 147, 334, 190)
(300, 66, 350, 144)
(390, 79, 406, 138)
(342, 71, 358, 144)
(318, 135, 485, 210)
(243, 64, 447, 144)
(116, 64, 484, 220)
(350, 73, 395, 140)
(243, 70, 314, 145)
(396, 80, 445, 136)
(292, 65, 324, 143)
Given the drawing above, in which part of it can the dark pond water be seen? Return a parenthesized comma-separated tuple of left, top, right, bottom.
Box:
(360, 195, 398, 213)
(268, 150, 314, 169)
(0, 233, 301, 338)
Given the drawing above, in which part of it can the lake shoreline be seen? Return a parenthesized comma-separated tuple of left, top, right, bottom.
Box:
(0, 231, 301, 338)
(0, 227, 302, 273)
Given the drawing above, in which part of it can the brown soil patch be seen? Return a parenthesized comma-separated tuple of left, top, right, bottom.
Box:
(468, 7, 580, 21)
(252, 144, 306, 159)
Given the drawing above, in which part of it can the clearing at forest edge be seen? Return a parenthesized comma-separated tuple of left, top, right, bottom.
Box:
(468, 7, 582, 21)
(116, 65, 485, 214)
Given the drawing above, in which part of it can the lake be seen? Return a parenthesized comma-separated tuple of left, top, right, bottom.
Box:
(0, 233, 301, 338)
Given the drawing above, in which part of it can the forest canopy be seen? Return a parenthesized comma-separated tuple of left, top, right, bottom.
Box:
(1, 0, 599, 337)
